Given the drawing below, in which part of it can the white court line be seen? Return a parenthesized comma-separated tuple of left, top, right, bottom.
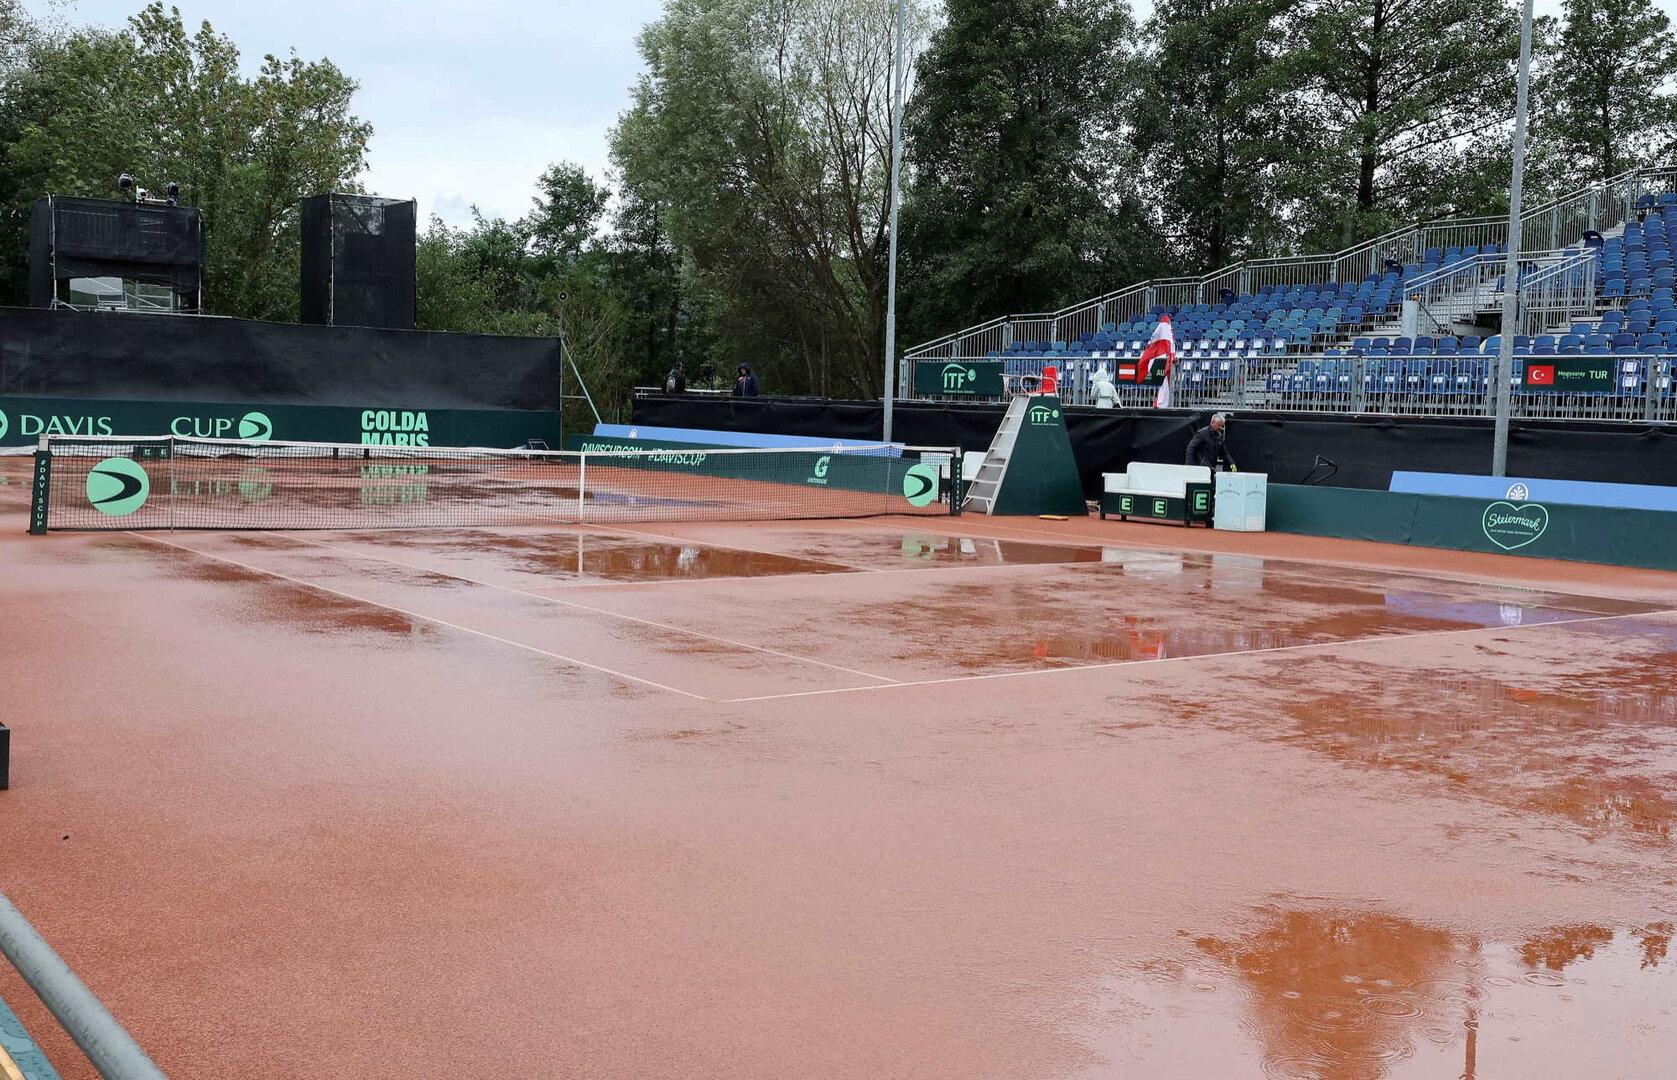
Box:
(130, 532, 712, 700)
(277, 533, 900, 685)
(720, 607, 1677, 704)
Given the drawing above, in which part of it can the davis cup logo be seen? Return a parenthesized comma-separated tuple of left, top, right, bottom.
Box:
(239, 411, 273, 440)
(86, 457, 150, 516)
(0, 408, 8, 441)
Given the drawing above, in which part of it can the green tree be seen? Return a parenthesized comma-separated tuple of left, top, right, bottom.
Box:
(1131, 0, 1305, 269)
(613, 0, 914, 398)
(0, 2, 370, 316)
(1289, 0, 1522, 246)
(1535, 0, 1677, 187)
(899, 0, 1162, 346)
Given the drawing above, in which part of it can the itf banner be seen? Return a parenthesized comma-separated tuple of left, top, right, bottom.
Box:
(0, 395, 561, 450)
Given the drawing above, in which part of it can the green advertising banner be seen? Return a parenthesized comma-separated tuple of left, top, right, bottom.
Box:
(0, 395, 561, 450)
(1266, 484, 1677, 572)
(913, 360, 1005, 397)
(1522, 358, 1613, 392)
(566, 433, 946, 508)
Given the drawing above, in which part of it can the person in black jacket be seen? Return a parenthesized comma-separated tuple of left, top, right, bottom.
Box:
(1185, 413, 1236, 471)
(733, 363, 760, 397)
(663, 363, 686, 395)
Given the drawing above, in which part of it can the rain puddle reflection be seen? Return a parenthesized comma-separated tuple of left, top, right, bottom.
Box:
(1078, 908, 1677, 1078)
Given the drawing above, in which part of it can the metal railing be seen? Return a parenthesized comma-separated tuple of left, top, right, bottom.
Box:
(904, 163, 1677, 375)
(908, 352, 1677, 424)
(0, 890, 168, 1079)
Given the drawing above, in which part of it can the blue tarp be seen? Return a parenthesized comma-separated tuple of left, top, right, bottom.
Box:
(1389, 471, 1677, 513)
(594, 423, 903, 456)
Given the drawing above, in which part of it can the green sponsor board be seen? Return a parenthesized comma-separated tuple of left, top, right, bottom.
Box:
(1100, 485, 1212, 525)
(913, 360, 1005, 397)
(567, 433, 947, 510)
(1267, 484, 1677, 572)
(0, 395, 561, 449)
(1521, 359, 1613, 392)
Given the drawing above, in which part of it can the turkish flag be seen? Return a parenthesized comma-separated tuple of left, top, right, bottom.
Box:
(1527, 364, 1556, 386)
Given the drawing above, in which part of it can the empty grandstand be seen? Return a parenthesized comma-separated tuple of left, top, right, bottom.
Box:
(905, 165, 1677, 423)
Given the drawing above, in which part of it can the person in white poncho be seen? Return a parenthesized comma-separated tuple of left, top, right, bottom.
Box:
(1091, 363, 1118, 408)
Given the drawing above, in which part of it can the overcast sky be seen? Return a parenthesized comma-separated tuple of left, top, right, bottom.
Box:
(30, 0, 666, 227)
(31, 0, 1567, 229)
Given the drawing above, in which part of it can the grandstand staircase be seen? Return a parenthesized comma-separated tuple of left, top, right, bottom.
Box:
(962, 396, 1026, 514)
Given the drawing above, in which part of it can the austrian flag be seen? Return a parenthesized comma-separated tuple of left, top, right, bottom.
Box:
(1141, 314, 1176, 408)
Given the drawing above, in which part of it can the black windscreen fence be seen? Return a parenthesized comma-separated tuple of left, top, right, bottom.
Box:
(632, 395, 1677, 495)
(28, 197, 203, 308)
(0, 306, 560, 411)
(300, 194, 417, 330)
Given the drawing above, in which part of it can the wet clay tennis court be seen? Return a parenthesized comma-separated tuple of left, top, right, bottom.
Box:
(2, 454, 1676, 1078)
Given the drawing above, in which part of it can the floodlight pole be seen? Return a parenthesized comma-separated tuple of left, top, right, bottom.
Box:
(882, 0, 907, 443)
(1492, 0, 1536, 477)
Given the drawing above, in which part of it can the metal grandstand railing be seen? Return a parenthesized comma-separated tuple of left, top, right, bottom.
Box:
(909, 352, 1677, 424)
(904, 163, 1677, 374)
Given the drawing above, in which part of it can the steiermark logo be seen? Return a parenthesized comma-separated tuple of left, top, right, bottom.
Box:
(902, 463, 940, 507)
(86, 457, 150, 516)
(1482, 501, 1549, 550)
(238, 411, 273, 441)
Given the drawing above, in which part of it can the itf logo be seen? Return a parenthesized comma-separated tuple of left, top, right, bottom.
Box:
(1027, 404, 1060, 425)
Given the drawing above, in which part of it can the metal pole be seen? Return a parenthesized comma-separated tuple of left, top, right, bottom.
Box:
(881, 0, 907, 443)
(0, 891, 168, 1079)
(1492, 0, 1535, 477)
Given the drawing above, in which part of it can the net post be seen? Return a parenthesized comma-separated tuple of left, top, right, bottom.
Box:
(949, 448, 962, 516)
(576, 453, 586, 525)
(28, 438, 51, 535)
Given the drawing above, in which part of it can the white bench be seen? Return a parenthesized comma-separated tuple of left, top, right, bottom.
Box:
(1099, 463, 1214, 526)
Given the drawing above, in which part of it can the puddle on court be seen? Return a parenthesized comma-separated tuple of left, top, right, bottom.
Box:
(897, 566, 1604, 671)
(1141, 617, 1677, 845)
(1078, 907, 1677, 1078)
(331, 529, 853, 582)
(892, 533, 1119, 566)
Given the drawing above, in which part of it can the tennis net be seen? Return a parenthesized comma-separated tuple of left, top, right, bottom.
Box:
(28, 435, 960, 532)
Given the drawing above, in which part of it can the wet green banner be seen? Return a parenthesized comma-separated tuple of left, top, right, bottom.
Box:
(0, 394, 560, 449)
(913, 360, 1005, 397)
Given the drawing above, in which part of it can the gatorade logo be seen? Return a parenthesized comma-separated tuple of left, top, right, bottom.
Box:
(239, 411, 273, 440)
(902, 463, 940, 507)
(87, 457, 150, 516)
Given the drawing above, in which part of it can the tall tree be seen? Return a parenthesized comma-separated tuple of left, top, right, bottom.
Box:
(1131, 0, 1305, 269)
(900, 0, 1162, 343)
(0, 2, 370, 316)
(1535, 0, 1677, 188)
(1289, 0, 1522, 246)
(613, 0, 916, 398)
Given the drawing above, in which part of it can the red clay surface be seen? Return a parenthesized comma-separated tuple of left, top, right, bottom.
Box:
(1, 455, 1676, 1078)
